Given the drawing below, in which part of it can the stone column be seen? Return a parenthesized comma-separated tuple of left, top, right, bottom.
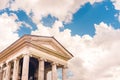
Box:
(62, 66, 67, 80)
(52, 63, 57, 80)
(21, 54, 30, 80)
(44, 70, 48, 80)
(6, 62, 11, 80)
(12, 58, 19, 80)
(38, 58, 44, 80)
(0, 65, 3, 80)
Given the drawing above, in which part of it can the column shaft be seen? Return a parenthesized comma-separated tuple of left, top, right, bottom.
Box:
(44, 71, 48, 80)
(6, 62, 11, 80)
(38, 59, 44, 80)
(21, 54, 30, 80)
(62, 66, 67, 80)
(0, 66, 3, 80)
(12, 58, 19, 80)
(52, 63, 57, 80)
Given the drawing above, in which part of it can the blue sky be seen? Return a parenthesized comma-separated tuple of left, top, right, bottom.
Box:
(65, 0, 120, 36)
(1, 0, 120, 80)
(0, 0, 120, 37)
(16, 0, 120, 37)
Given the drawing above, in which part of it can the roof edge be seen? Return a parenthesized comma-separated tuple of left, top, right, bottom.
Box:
(0, 35, 74, 58)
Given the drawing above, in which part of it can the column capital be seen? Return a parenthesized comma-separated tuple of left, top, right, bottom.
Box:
(63, 65, 68, 69)
(0, 63, 3, 68)
(6, 61, 11, 66)
(51, 62, 59, 66)
(22, 53, 29, 56)
(22, 53, 32, 58)
(38, 58, 44, 61)
(38, 57, 47, 62)
(13, 57, 19, 61)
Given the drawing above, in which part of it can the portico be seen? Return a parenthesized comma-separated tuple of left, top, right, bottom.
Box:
(0, 35, 73, 80)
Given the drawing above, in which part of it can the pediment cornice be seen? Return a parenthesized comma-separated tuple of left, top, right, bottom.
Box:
(0, 35, 73, 61)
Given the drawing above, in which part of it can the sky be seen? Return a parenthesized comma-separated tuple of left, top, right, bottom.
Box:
(0, 0, 120, 80)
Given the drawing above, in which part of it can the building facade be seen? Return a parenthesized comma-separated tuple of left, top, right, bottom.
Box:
(0, 35, 73, 80)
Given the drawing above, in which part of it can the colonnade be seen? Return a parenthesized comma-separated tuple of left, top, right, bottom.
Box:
(0, 54, 67, 80)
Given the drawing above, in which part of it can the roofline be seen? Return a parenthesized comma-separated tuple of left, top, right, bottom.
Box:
(0, 34, 74, 57)
(24, 34, 53, 38)
(0, 35, 24, 54)
(52, 37, 74, 57)
(24, 35, 73, 57)
(0, 35, 52, 54)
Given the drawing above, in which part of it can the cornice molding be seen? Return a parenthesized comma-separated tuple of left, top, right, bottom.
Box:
(0, 35, 73, 62)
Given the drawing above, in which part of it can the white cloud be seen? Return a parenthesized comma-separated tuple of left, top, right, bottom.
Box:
(105, 6, 109, 10)
(0, 0, 9, 10)
(96, 65, 120, 80)
(111, 0, 120, 10)
(32, 21, 120, 80)
(89, 0, 103, 4)
(86, 22, 120, 80)
(9, 0, 103, 23)
(111, 0, 120, 23)
(0, 14, 118, 80)
(68, 57, 85, 80)
(114, 13, 120, 23)
(118, 13, 120, 22)
(3, 0, 120, 80)
(0, 13, 20, 52)
(32, 20, 93, 80)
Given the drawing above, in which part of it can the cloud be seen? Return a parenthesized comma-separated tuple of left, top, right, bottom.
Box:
(111, 0, 120, 10)
(0, 13, 119, 80)
(2, 0, 120, 80)
(68, 57, 85, 80)
(32, 20, 93, 80)
(67, 22, 120, 80)
(86, 22, 120, 80)
(32, 21, 120, 80)
(0, 0, 9, 10)
(0, 13, 20, 52)
(105, 6, 109, 11)
(118, 14, 120, 22)
(9, 0, 103, 23)
(114, 13, 120, 22)
(111, 0, 120, 23)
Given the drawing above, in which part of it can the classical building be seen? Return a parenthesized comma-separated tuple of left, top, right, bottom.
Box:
(0, 35, 73, 80)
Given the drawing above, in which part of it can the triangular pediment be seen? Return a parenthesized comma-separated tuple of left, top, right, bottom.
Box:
(0, 35, 73, 61)
(29, 35, 73, 60)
